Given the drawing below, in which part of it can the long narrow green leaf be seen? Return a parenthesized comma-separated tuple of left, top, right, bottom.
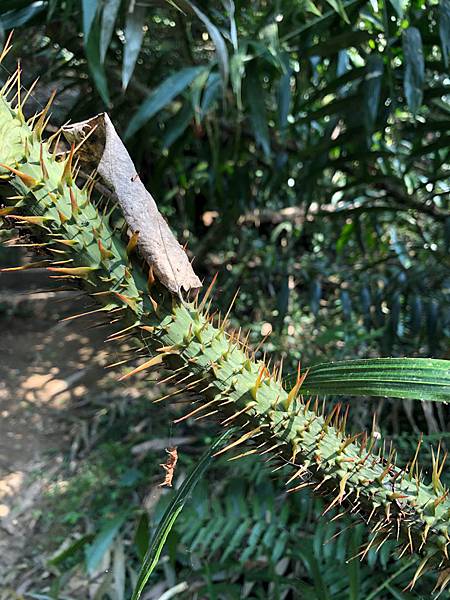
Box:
(48, 534, 94, 566)
(403, 27, 425, 115)
(201, 72, 222, 117)
(277, 67, 291, 137)
(180, 0, 229, 86)
(100, 0, 121, 63)
(162, 101, 193, 148)
(85, 21, 110, 105)
(365, 559, 416, 600)
(245, 64, 270, 157)
(82, 0, 99, 41)
(131, 431, 232, 600)
(324, 0, 350, 23)
(440, 0, 450, 68)
(224, 0, 238, 52)
(280, 0, 362, 42)
(122, 4, 146, 91)
(164, 0, 185, 13)
(291, 358, 450, 401)
(134, 512, 150, 561)
(125, 66, 205, 138)
(388, 0, 405, 18)
(0, 2, 46, 28)
(85, 512, 128, 575)
(363, 54, 383, 132)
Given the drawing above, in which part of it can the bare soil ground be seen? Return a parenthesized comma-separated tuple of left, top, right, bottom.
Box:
(0, 271, 111, 595)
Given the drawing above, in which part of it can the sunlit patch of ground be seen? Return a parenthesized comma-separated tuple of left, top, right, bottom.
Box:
(0, 276, 116, 593)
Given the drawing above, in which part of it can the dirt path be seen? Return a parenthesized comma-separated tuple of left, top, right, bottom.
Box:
(0, 272, 111, 593)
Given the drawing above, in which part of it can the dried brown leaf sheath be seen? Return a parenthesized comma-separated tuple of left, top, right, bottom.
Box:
(62, 114, 202, 296)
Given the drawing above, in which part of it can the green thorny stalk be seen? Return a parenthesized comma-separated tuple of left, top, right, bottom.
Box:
(0, 59, 449, 594)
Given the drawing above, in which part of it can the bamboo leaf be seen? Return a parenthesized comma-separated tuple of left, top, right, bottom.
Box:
(164, 0, 185, 12)
(280, 0, 362, 42)
(363, 54, 383, 132)
(85, 21, 110, 105)
(230, 51, 246, 110)
(440, 0, 450, 68)
(48, 534, 93, 566)
(277, 68, 292, 136)
(388, 0, 405, 18)
(85, 513, 128, 575)
(181, 0, 229, 86)
(305, 1, 323, 17)
(324, 0, 350, 23)
(131, 431, 232, 600)
(125, 66, 206, 138)
(0, 2, 46, 28)
(162, 101, 193, 148)
(134, 512, 150, 561)
(403, 27, 424, 115)
(309, 279, 322, 316)
(244, 64, 270, 157)
(340, 289, 352, 319)
(100, 0, 121, 63)
(201, 71, 222, 118)
(82, 0, 99, 41)
(426, 301, 439, 354)
(409, 294, 422, 336)
(224, 0, 238, 52)
(112, 538, 126, 600)
(122, 4, 146, 90)
(296, 358, 450, 402)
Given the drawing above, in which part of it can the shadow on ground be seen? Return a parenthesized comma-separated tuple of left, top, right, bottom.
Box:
(0, 269, 121, 590)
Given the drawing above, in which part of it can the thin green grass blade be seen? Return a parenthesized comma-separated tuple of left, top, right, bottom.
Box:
(365, 558, 416, 600)
(131, 431, 232, 600)
(289, 358, 450, 401)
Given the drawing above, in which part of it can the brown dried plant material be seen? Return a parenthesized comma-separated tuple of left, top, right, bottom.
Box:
(62, 114, 202, 296)
(159, 447, 178, 487)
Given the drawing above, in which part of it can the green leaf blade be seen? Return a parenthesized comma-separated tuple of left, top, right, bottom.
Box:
(131, 431, 231, 600)
(125, 66, 205, 138)
(85, 21, 111, 105)
(244, 64, 271, 158)
(297, 358, 450, 402)
(82, 0, 99, 41)
(85, 513, 128, 575)
(122, 5, 146, 91)
(182, 0, 229, 87)
(403, 27, 425, 115)
(324, 0, 350, 23)
(440, 0, 450, 68)
(363, 54, 383, 132)
(100, 0, 121, 63)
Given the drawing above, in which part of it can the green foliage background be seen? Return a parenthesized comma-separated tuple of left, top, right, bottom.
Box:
(0, 0, 448, 598)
